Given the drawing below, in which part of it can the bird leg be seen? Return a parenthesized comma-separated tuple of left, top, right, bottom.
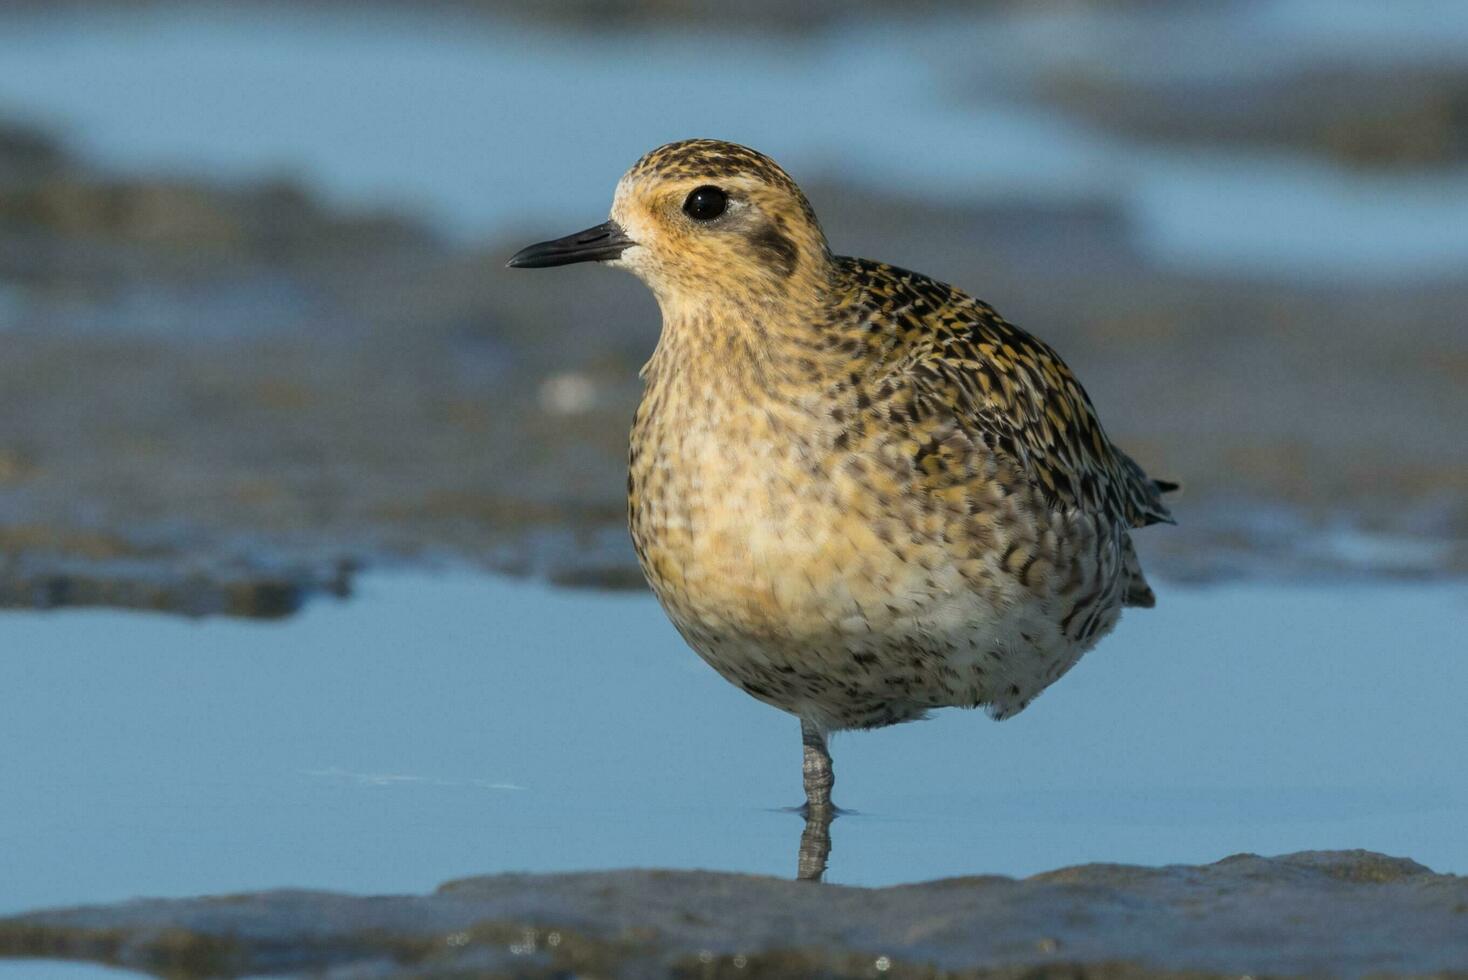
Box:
(796, 718, 837, 881)
(800, 718, 835, 813)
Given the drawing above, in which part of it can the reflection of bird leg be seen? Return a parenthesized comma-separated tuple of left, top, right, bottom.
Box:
(797, 719, 836, 881)
(797, 801, 835, 881)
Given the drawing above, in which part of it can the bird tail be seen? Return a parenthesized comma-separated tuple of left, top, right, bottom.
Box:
(1121, 534, 1157, 608)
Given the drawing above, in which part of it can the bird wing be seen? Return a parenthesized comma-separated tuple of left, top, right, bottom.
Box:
(842, 258, 1175, 529)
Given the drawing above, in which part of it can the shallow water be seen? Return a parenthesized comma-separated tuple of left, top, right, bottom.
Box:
(2, 571, 1464, 916)
(0, 963, 139, 979)
(0, 2, 1466, 279)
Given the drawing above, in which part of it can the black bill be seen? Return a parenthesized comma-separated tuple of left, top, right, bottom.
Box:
(506, 220, 634, 269)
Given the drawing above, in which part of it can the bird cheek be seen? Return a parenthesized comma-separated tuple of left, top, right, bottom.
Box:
(606, 243, 651, 273)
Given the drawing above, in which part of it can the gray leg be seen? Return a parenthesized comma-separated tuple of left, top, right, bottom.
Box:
(797, 718, 836, 881)
(800, 718, 835, 812)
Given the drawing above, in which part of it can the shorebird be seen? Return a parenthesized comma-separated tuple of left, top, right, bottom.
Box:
(510, 139, 1175, 849)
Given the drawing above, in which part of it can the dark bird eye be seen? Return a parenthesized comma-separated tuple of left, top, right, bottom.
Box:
(682, 185, 728, 222)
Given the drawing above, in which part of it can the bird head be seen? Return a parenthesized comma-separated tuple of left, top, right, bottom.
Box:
(509, 139, 832, 318)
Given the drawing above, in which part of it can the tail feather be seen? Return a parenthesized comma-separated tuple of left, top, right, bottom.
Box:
(1124, 578, 1157, 608)
(1120, 534, 1157, 608)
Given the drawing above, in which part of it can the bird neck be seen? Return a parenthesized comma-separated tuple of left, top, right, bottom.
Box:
(644, 272, 846, 402)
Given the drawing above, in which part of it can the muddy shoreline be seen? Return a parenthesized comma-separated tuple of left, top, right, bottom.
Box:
(3, 8, 1465, 980)
(1, 120, 1465, 615)
(2, 851, 1464, 978)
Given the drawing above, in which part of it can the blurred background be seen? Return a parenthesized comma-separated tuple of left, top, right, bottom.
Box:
(0, 0, 1464, 615)
(2, 2, 1468, 952)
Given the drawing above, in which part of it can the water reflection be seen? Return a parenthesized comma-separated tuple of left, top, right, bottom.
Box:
(1, 572, 1465, 915)
(797, 807, 836, 882)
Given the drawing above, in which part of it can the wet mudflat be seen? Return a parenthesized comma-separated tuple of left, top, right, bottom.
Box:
(1, 2, 1466, 975)
(2, 573, 1466, 975)
(1, 1, 1466, 614)
(6, 852, 1468, 979)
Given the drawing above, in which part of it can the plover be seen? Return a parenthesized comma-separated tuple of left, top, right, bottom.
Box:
(510, 139, 1175, 836)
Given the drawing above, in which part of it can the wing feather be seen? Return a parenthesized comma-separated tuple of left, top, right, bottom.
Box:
(842, 258, 1174, 529)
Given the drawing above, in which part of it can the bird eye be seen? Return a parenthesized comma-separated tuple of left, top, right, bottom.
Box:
(682, 185, 728, 222)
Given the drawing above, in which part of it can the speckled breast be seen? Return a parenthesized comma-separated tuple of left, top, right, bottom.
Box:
(632, 389, 999, 718)
(626, 369, 1128, 728)
(628, 393, 902, 644)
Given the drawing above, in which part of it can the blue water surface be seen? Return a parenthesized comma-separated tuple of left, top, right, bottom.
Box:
(2, 571, 1465, 918)
(0, 963, 140, 980)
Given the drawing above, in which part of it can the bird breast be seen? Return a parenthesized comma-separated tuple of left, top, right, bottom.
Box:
(628, 387, 973, 647)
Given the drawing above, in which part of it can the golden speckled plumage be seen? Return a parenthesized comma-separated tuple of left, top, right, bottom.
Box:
(512, 138, 1175, 815)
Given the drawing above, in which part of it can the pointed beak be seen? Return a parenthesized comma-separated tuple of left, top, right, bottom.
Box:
(506, 220, 635, 269)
